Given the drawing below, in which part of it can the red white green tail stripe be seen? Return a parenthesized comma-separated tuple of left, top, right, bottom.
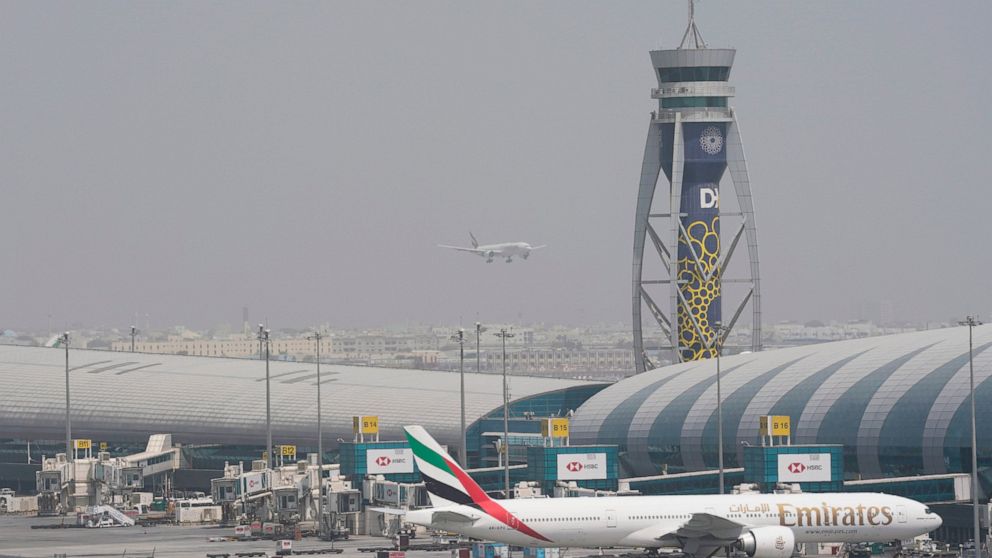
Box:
(404, 425, 550, 543)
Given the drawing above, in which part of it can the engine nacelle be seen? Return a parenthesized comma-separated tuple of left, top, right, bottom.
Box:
(735, 526, 795, 558)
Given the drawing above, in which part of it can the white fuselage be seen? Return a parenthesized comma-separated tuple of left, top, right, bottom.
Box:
(406, 493, 940, 549)
(477, 242, 532, 258)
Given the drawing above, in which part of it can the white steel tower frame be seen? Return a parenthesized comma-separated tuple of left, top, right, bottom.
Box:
(632, 45, 761, 372)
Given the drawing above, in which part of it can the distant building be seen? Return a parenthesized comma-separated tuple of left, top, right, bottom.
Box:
(486, 348, 634, 373)
(111, 335, 332, 359)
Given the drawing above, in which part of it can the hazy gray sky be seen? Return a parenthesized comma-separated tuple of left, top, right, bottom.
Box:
(2, 1, 990, 331)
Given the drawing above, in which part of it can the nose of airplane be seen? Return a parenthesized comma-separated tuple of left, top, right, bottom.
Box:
(928, 510, 943, 529)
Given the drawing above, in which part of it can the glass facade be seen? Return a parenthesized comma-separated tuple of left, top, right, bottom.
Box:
(571, 327, 992, 482)
(626, 469, 746, 495)
(658, 66, 731, 83)
(526, 445, 620, 492)
(339, 440, 420, 483)
(661, 96, 728, 109)
(465, 384, 609, 468)
(742, 445, 844, 492)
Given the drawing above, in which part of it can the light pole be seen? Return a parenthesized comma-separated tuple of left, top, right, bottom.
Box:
(62, 332, 71, 462)
(495, 328, 515, 499)
(451, 329, 467, 467)
(713, 322, 729, 495)
(476, 322, 486, 375)
(306, 330, 325, 536)
(960, 316, 983, 553)
(130, 325, 138, 352)
(258, 326, 272, 468)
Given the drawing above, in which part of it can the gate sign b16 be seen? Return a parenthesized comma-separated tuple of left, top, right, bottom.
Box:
(556, 453, 607, 480)
(777, 453, 832, 482)
(367, 448, 414, 474)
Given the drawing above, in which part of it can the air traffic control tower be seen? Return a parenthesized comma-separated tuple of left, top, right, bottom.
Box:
(632, 3, 761, 372)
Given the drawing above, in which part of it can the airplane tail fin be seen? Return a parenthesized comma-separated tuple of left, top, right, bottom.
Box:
(404, 425, 491, 508)
(469, 232, 479, 249)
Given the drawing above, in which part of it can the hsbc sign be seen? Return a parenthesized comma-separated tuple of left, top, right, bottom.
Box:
(367, 448, 414, 475)
(777, 453, 832, 482)
(241, 472, 268, 496)
(557, 453, 607, 480)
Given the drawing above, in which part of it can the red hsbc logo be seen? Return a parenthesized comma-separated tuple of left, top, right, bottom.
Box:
(788, 462, 806, 474)
(376, 456, 391, 466)
(566, 462, 583, 472)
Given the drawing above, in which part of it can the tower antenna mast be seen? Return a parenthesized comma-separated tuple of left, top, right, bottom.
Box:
(679, 0, 707, 49)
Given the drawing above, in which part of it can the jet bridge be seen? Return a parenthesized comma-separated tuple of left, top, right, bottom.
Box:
(35, 434, 180, 514)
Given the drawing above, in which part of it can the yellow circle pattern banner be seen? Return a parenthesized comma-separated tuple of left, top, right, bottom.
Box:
(678, 216, 721, 361)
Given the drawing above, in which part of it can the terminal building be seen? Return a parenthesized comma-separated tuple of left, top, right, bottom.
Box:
(1, 326, 990, 541)
(570, 325, 992, 481)
(1, 325, 990, 484)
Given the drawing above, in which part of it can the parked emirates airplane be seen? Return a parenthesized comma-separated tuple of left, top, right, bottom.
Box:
(438, 232, 546, 263)
(400, 426, 941, 557)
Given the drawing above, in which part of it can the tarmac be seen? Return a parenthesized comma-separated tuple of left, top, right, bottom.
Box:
(0, 516, 457, 558)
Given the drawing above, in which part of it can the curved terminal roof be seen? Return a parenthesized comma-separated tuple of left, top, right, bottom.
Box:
(0, 345, 598, 448)
(571, 325, 992, 479)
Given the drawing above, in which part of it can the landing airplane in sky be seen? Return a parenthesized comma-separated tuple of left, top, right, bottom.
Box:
(438, 232, 546, 263)
(397, 426, 941, 557)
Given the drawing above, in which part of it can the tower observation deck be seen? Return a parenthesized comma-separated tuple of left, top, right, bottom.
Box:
(632, 3, 761, 371)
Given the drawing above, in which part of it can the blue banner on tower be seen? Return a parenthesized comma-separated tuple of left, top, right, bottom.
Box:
(676, 123, 727, 361)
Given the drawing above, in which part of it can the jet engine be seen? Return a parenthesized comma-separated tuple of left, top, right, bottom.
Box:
(735, 526, 795, 558)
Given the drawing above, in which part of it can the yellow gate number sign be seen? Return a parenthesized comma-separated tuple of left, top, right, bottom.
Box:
(541, 418, 570, 438)
(73, 439, 92, 450)
(759, 415, 791, 437)
(353, 415, 379, 434)
(99, 442, 108, 451)
(280, 445, 296, 457)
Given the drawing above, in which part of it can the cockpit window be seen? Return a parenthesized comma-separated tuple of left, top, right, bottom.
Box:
(924, 508, 931, 514)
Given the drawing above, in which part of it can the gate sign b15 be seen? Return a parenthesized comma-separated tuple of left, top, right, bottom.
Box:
(367, 448, 414, 474)
(541, 418, 570, 439)
(556, 453, 607, 480)
(777, 453, 832, 482)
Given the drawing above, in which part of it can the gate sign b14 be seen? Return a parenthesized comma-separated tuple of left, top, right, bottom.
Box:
(557, 453, 607, 480)
(777, 453, 832, 482)
(367, 448, 414, 474)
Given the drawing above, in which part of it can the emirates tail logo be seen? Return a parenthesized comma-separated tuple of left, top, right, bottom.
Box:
(566, 462, 584, 472)
(788, 462, 806, 474)
(376, 456, 392, 466)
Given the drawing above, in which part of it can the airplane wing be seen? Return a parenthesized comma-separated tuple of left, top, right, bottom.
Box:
(672, 513, 747, 558)
(620, 512, 746, 557)
(431, 509, 482, 524)
(368, 507, 407, 516)
(438, 244, 487, 254)
(370, 507, 479, 524)
(676, 512, 747, 540)
(529, 245, 548, 250)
